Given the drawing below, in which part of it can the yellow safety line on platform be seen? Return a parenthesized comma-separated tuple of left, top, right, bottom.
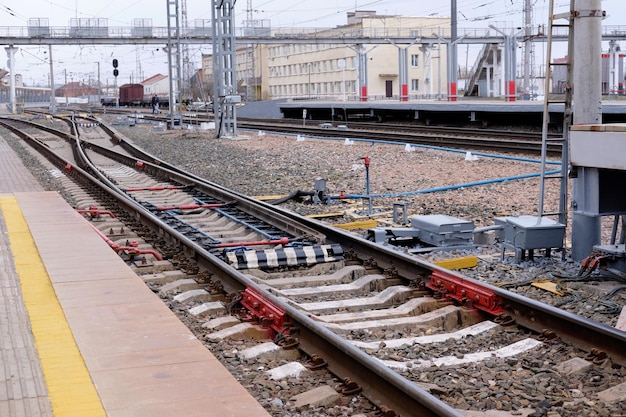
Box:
(0, 196, 106, 417)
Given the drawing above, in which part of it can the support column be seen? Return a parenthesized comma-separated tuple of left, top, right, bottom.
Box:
(357, 46, 368, 102)
(571, 0, 604, 260)
(449, 0, 458, 102)
(609, 40, 620, 95)
(391, 41, 415, 102)
(506, 35, 517, 102)
(399, 48, 408, 101)
(490, 25, 519, 101)
(5, 46, 17, 114)
(420, 44, 434, 98)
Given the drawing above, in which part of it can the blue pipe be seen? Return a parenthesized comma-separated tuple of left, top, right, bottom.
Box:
(331, 169, 562, 199)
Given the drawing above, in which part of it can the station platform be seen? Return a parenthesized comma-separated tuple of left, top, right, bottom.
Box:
(0, 135, 270, 416)
(277, 98, 626, 126)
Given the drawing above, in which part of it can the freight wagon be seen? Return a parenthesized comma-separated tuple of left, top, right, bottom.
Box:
(103, 83, 170, 108)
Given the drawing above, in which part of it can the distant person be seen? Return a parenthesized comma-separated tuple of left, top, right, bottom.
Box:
(151, 95, 159, 114)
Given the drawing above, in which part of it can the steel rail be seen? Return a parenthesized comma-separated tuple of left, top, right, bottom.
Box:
(238, 121, 563, 155)
(94, 108, 563, 155)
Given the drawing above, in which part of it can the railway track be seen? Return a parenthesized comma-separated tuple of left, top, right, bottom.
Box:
(70, 106, 562, 156)
(1, 113, 624, 417)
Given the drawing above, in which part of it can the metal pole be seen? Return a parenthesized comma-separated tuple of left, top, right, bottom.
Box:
(573, 0, 602, 124)
(437, 31, 442, 99)
(48, 45, 56, 113)
(97, 61, 101, 106)
(503, 35, 510, 98)
(523, 0, 531, 99)
(571, 0, 604, 260)
(5, 46, 16, 113)
(64, 69, 68, 107)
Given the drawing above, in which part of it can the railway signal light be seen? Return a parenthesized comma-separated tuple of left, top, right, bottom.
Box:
(112, 59, 118, 68)
(113, 69, 119, 77)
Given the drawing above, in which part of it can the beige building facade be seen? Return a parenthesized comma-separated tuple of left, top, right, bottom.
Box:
(202, 11, 450, 101)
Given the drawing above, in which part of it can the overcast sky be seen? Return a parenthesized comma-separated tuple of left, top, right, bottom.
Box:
(0, 0, 624, 86)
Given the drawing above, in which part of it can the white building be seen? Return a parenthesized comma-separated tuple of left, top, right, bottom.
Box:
(141, 73, 169, 98)
(202, 11, 450, 101)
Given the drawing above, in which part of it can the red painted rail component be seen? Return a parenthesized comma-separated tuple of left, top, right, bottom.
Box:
(76, 205, 116, 219)
(211, 237, 290, 248)
(135, 161, 145, 169)
(154, 203, 224, 211)
(85, 222, 163, 261)
(240, 287, 289, 335)
(125, 185, 187, 192)
(426, 270, 504, 315)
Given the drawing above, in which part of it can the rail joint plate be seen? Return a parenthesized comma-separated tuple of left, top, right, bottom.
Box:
(427, 270, 504, 315)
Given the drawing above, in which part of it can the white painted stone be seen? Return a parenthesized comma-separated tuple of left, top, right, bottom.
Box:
(159, 278, 199, 296)
(173, 289, 211, 303)
(381, 338, 543, 370)
(267, 362, 307, 380)
(240, 342, 281, 360)
(202, 316, 241, 331)
(206, 322, 268, 340)
(188, 301, 226, 317)
(291, 386, 341, 410)
(352, 321, 500, 350)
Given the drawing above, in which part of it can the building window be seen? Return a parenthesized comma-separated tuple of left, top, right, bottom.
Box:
(411, 54, 419, 67)
(411, 79, 419, 92)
